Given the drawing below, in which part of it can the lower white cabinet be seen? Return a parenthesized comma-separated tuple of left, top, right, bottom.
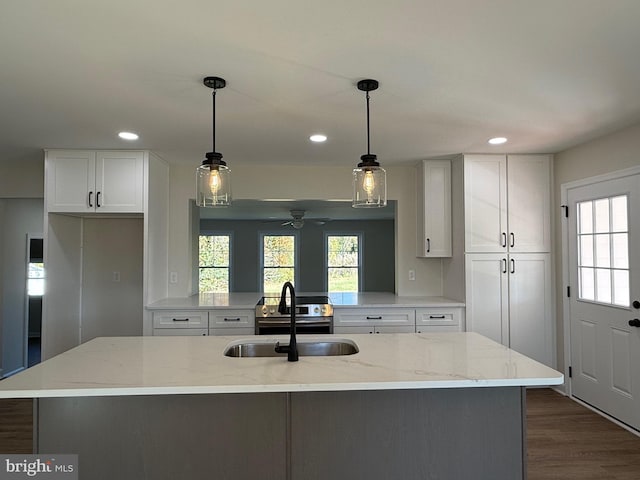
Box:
(333, 308, 416, 334)
(152, 311, 208, 330)
(415, 308, 463, 333)
(209, 309, 255, 336)
(465, 253, 552, 366)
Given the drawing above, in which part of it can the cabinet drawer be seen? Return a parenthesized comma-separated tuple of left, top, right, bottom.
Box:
(153, 328, 208, 336)
(209, 310, 254, 327)
(152, 311, 208, 329)
(334, 308, 415, 327)
(415, 308, 462, 329)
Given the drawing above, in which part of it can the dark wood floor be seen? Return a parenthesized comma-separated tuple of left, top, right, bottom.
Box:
(1, 389, 639, 478)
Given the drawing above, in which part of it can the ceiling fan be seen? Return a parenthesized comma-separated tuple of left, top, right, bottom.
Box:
(274, 210, 330, 229)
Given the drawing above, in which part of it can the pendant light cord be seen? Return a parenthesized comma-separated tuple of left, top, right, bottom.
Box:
(211, 89, 217, 153)
(365, 91, 371, 155)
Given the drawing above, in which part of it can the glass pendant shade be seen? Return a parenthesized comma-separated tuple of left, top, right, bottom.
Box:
(353, 164, 387, 208)
(196, 161, 231, 207)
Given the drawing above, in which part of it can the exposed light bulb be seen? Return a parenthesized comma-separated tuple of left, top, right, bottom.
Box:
(209, 169, 221, 193)
(363, 170, 375, 196)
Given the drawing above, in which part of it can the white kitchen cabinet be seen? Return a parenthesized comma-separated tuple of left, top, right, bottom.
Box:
(209, 309, 255, 336)
(415, 308, 463, 333)
(152, 311, 208, 330)
(333, 308, 415, 334)
(416, 159, 452, 257)
(465, 253, 552, 366)
(463, 154, 550, 253)
(45, 150, 144, 213)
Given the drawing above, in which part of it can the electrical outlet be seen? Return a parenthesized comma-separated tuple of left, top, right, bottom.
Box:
(112, 271, 121, 282)
(170, 272, 178, 284)
(408, 270, 415, 281)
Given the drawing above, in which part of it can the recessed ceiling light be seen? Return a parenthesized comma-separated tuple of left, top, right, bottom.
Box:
(309, 134, 327, 143)
(488, 137, 507, 145)
(118, 131, 139, 140)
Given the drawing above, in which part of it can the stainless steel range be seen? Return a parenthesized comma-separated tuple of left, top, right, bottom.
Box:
(255, 295, 333, 334)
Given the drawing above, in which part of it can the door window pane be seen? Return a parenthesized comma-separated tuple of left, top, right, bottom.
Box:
(576, 195, 629, 307)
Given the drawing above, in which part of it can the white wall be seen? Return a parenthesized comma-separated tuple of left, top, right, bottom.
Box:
(167, 163, 443, 298)
(0, 154, 44, 198)
(0, 198, 44, 376)
(554, 121, 640, 369)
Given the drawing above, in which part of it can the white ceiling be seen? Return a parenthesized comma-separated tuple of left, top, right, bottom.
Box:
(2, 1, 640, 168)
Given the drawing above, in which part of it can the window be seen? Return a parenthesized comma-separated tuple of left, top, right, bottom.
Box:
(199, 235, 230, 293)
(577, 195, 629, 307)
(327, 235, 360, 293)
(27, 262, 45, 296)
(262, 234, 296, 294)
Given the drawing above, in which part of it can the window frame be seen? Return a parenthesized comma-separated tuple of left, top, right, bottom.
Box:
(324, 232, 363, 293)
(259, 231, 300, 293)
(198, 232, 233, 293)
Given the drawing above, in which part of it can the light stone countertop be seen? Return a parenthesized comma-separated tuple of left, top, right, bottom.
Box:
(146, 292, 465, 310)
(0, 333, 562, 398)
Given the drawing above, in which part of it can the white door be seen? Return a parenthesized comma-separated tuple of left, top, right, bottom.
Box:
(567, 173, 640, 431)
(464, 155, 508, 253)
(506, 155, 551, 253)
(508, 253, 552, 366)
(465, 253, 509, 345)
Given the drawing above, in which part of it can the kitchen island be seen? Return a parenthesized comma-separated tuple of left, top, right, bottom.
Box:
(0, 333, 562, 479)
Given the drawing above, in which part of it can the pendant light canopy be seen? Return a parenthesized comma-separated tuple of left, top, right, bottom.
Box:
(352, 79, 386, 208)
(196, 76, 231, 207)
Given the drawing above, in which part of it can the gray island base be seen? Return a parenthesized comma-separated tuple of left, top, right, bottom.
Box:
(39, 387, 526, 479)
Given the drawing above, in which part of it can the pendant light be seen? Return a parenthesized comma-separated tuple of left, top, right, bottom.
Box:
(196, 76, 231, 207)
(352, 79, 386, 208)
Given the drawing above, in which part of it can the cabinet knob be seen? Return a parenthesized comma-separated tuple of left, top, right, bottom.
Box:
(629, 319, 640, 328)
(633, 300, 640, 309)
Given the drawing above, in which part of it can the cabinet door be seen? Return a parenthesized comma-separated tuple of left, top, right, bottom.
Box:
(95, 151, 144, 213)
(508, 253, 552, 366)
(506, 155, 551, 253)
(45, 150, 96, 212)
(465, 253, 509, 345)
(464, 155, 508, 253)
(417, 160, 452, 257)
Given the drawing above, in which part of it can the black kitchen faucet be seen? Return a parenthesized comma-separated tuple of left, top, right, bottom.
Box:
(274, 281, 299, 362)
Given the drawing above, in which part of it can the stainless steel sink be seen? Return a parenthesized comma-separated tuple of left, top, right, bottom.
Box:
(224, 338, 359, 358)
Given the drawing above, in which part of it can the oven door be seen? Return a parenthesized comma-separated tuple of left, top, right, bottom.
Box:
(256, 318, 332, 335)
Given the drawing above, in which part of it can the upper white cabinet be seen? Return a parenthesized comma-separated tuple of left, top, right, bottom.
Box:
(416, 160, 452, 257)
(463, 154, 550, 253)
(45, 150, 144, 213)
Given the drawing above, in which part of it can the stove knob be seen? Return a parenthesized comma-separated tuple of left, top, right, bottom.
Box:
(269, 307, 276, 314)
(314, 307, 320, 313)
(261, 306, 268, 315)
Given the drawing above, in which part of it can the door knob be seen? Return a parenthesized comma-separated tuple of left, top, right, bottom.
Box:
(629, 319, 640, 327)
(633, 300, 640, 309)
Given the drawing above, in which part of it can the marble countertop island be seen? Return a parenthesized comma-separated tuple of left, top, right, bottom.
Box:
(0, 332, 562, 398)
